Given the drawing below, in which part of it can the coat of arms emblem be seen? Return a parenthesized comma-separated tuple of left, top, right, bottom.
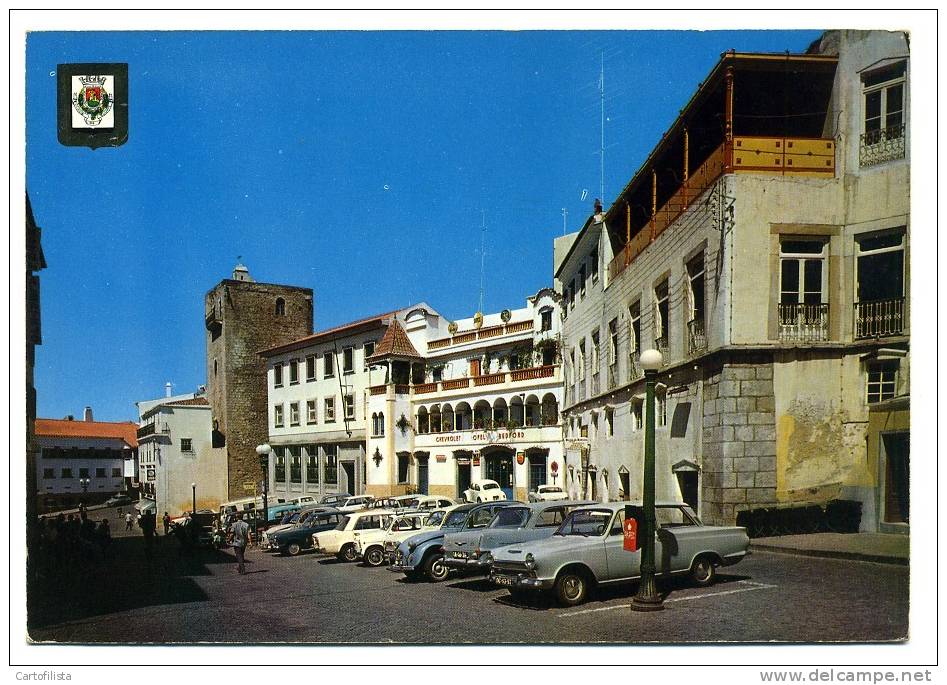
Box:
(72, 75, 113, 127)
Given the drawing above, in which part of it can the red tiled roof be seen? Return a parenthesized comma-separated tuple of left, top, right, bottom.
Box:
(165, 397, 209, 407)
(35, 418, 139, 448)
(259, 308, 404, 357)
(366, 320, 422, 362)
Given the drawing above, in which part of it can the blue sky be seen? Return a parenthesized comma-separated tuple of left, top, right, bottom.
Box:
(27, 29, 821, 422)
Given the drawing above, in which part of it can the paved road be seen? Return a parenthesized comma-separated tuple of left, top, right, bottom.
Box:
(28, 531, 908, 644)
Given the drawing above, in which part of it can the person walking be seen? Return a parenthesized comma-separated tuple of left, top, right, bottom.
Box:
(228, 512, 252, 575)
(140, 511, 157, 560)
(124, 512, 133, 531)
(162, 512, 171, 536)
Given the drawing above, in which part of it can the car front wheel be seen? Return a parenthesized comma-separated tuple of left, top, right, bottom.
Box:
(286, 543, 301, 557)
(554, 570, 589, 607)
(364, 546, 385, 567)
(690, 555, 717, 586)
(424, 553, 449, 582)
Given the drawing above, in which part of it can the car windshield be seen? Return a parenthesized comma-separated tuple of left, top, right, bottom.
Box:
(444, 510, 469, 528)
(425, 510, 445, 527)
(556, 509, 614, 537)
(335, 515, 351, 531)
(540, 486, 562, 493)
(482, 482, 499, 490)
(490, 507, 530, 528)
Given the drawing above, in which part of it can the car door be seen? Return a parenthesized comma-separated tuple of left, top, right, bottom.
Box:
(603, 509, 663, 581)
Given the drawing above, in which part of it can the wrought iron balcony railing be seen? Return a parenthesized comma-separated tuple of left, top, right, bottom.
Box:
(655, 335, 669, 360)
(628, 352, 642, 383)
(860, 123, 906, 167)
(778, 303, 829, 342)
(854, 298, 905, 339)
(687, 318, 707, 356)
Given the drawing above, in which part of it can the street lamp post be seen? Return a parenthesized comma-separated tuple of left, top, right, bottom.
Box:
(632, 348, 664, 612)
(191, 482, 196, 515)
(79, 477, 90, 508)
(255, 443, 271, 535)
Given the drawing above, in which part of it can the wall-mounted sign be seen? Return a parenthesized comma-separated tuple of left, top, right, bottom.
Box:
(456, 457, 470, 466)
(146, 468, 156, 481)
(57, 63, 129, 148)
(472, 457, 481, 467)
(242, 483, 256, 493)
(551, 461, 559, 473)
(516, 452, 525, 465)
(435, 454, 447, 463)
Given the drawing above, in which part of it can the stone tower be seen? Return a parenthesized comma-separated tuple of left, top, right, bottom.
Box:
(205, 263, 313, 500)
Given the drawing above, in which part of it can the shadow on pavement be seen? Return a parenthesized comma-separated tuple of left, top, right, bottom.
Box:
(446, 577, 495, 592)
(27, 535, 236, 632)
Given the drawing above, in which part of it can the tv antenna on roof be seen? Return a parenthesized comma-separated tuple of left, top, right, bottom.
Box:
(478, 210, 486, 314)
(599, 50, 606, 204)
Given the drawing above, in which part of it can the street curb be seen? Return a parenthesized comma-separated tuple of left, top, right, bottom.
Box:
(750, 543, 909, 566)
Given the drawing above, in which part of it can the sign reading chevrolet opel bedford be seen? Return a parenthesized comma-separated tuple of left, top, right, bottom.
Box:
(57, 63, 128, 148)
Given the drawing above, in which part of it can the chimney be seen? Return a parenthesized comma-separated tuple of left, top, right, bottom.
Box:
(165, 382, 173, 398)
(83, 406, 93, 422)
(65, 415, 74, 421)
(593, 198, 603, 222)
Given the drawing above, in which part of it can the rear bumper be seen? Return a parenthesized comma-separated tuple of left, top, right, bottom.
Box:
(444, 555, 492, 570)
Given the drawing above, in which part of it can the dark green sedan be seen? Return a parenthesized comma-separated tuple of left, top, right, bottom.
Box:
(270, 511, 345, 556)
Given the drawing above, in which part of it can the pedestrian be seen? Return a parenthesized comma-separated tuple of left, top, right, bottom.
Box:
(162, 511, 171, 536)
(140, 511, 157, 560)
(124, 512, 133, 531)
(227, 512, 252, 575)
(95, 518, 111, 557)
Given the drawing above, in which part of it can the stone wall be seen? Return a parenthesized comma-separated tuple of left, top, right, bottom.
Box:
(205, 279, 312, 500)
(701, 358, 777, 525)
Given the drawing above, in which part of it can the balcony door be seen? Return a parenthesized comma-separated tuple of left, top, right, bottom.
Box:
(779, 239, 828, 341)
(855, 230, 905, 338)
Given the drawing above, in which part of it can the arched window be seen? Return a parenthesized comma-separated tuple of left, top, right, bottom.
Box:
(377, 412, 385, 437)
(275, 297, 286, 316)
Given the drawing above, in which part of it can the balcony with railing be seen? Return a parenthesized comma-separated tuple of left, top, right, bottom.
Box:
(590, 373, 601, 397)
(628, 352, 643, 383)
(854, 298, 905, 339)
(655, 335, 669, 360)
(687, 318, 707, 356)
(778, 303, 829, 342)
(607, 363, 619, 390)
(372, 366, 561, 399)
(426, 320, 535, 351)
(860, 123, 906, 167)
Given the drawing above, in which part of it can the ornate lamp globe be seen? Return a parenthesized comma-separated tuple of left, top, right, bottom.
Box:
(640, 348, 663, 372)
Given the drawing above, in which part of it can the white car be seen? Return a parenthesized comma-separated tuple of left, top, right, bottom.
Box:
(462, 479, 507, 503)
(354, 510, 438, 567)
(412, 495, 456, 510)
(337, 495, 375, 512)
(312, 509, 396, 561)
(528, 485, 569, 502)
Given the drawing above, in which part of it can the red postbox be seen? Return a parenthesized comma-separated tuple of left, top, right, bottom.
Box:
(623, 505, 644, 552)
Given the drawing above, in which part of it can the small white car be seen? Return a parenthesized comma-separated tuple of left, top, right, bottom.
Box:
(528, 485, 569, 502)
(462, 479, 507, 503)
(312, 509, 395, 561)
(354, 510, 438, 567)
(412, 495, 456, 510)
(337, 495, 375, 512)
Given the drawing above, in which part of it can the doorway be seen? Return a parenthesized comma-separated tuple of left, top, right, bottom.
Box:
(527, 450, 548, 491)
(455, 453, 472, 499)
(484, 448, 515, 499)
(341, 462, 356, 495)
(883, 432, 909, 524)
(676, 470, 699, 510)
(416, 454, 429, 495)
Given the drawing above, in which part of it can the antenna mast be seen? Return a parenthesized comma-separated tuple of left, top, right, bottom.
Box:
(479, 210, 486, 313)
(561, 208, 568, 235)
(599, 50, 606, 204)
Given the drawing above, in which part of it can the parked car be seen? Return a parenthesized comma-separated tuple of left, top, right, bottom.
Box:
(528, 485, 568, 503)
(312, 509, 396, 561)
(412, 495, 456, 510)
(443, 500, 594, 573)
(353, 510, 437, 567)
(269, 510, 345, 556)
(319, 493, 351, 507)
(290, 495, 316, 506)
(105, 494, 133, 507)
(461, 479, 507, 503)
(368, 495, 418, 511)
(388, 501, 518, 582)
(382, 507, 454, 561)
(488, 501, 750, 606)
(337, 495, 376, 512)
(262, 507, 338, 549)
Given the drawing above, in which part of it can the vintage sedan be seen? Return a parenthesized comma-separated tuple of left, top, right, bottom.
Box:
(528, 485, 569, 502)
(488, 501, 750, 606)
(353, 510, 437, 567)
(269, 511, 345, 556)
(262, 507, 337, 550)
(443, 500, 594, 573)
(461, 479, 507, 503)
(312, 509, 396, 561)
(388, 501, 518, 582)
(337, 495, 376, 512)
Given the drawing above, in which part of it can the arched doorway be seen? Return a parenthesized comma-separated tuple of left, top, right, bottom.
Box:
(483, 446, 515, 500)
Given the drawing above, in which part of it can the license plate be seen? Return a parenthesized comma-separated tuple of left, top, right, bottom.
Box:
(492, 575, 515, 587)
(451, 551, 466, 559)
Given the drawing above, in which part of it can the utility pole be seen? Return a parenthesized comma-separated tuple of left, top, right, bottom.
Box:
(479, 210, 486, 314)
(600, 50, 606, 205)
(561, 207, 568, 235)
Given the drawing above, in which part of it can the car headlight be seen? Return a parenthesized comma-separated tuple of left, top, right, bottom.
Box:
(482, 552, 493, 565)
(408, 542, 417, 552)
(524, 553, 536, 571)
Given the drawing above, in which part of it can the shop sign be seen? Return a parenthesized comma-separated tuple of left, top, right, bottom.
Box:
(516, 452, 525, 465)
(435, 454, 447, 463)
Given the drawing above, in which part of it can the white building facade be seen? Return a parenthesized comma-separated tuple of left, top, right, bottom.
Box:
(365, 291, 565, 502)
(135, 394, 227, 517)
(260, 306, 439, 500)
